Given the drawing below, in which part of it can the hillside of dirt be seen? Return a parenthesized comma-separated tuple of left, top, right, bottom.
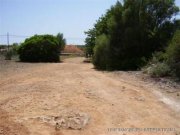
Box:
(0, 57, 180, 135)
(62, 45, 84, 54)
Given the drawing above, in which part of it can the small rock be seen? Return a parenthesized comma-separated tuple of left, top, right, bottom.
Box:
(28, 111, 90, 131)
(136, 97, 145, 101)
(55, 112, 90, 130)
(55, 123, 61, 131)
(177, 93, 180, 96)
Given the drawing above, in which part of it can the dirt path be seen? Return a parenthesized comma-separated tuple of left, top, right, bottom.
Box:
(0, 57, 179, 135)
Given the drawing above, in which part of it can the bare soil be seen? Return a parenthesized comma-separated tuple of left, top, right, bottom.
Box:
(0, 57, 180, 135)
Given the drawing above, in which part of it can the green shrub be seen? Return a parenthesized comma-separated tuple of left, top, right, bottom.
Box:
(56, 33, 66, 51)
(151, 52, 167, 64)
(166, 30, 180, 78)
(85, 0, 179, 70)
(142, 51, 171, 77)
(93, 34, 110, 70)
(18, 35, 60, 62)
(144, 62, 171, 77)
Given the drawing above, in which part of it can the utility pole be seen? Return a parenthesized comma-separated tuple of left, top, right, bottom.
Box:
(7, 32, 9, 51)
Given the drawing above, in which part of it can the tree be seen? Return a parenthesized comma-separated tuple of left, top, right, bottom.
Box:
(84, 8, 114, 57)
(84, 28, 96, 57)
(56, 33, 66, 51)
(140, 0, 179, 51)
(93, 34, 110, 69)
(18, 35, 60, 62)
(88, 0, 179, 70)
(174, 19, 180, 30)
(166, 30, 180, 78)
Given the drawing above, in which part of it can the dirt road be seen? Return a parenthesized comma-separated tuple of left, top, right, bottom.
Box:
(0, 57, 179, 135)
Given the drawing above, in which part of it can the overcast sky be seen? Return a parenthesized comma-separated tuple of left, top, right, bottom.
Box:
(0, 0, 179, 45)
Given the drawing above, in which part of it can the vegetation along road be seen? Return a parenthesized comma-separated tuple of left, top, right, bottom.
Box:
(0, 57, 179, 135)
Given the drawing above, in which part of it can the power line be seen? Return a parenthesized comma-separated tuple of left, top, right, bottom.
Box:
(0, 34, 85, 45)
(0, 35, 7, 37)
(0, 34, 30, 38)
(0, 34, 84, 40)
(9, 35, 30, 38)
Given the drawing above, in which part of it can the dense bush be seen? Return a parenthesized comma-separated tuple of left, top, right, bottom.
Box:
(143, 62, 171, 77)
(85, 0, 179, 70)
(56, 33, 66, 51)
(93, 34, 110, 70)
(84, 29, 96, 57)
(18, 35, 60, 62)
(143, 30, 180, 78)
(166, 30, 180, 78)
(142, 52, 170, 77)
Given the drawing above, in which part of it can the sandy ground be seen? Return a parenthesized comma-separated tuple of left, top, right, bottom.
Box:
(0, 57, 180, 135)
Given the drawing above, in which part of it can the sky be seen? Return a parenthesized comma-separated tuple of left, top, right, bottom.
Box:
(0, 0, 180, 45)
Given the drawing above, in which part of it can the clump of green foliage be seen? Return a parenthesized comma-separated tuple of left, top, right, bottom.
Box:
(144, 62, 171, 77)
(142, 52, 170, 77)
(18, 35, 61, 62)
(85, 0, 179, 70)
(85, 29, 96, 57)
(143, 30, 180, 79)
(166, 30, 180, 78)
(56, 33, 66, 51)
(93, 34, 110, 70)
